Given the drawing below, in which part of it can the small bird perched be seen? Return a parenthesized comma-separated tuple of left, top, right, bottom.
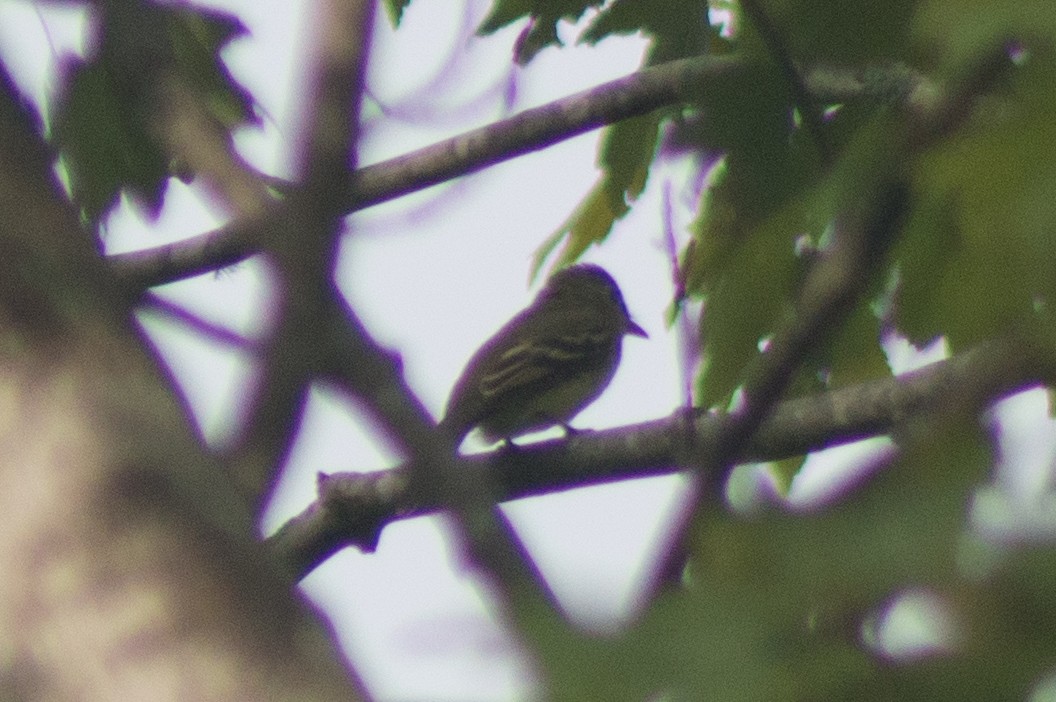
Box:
(440, 263, 647, 446)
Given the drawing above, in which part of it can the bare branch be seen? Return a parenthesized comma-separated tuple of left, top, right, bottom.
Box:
(140, 293, 258, 350)
(107, 54, 745, 290)
(107, 56, 930, 292)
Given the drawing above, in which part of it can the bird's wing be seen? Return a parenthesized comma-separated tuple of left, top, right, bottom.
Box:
(478, 328, 611, 399)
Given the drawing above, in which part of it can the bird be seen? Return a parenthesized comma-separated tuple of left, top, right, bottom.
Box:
(439, 263, 647, 446)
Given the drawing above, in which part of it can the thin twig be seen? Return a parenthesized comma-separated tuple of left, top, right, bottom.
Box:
(139, 293, 259, 350)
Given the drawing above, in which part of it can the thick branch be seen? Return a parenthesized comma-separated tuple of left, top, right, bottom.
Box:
(267, 339, 1048, 580)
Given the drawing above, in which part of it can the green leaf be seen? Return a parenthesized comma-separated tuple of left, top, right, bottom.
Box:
(166, 8, 258, 131)
(905, 1, 1056, 352)
(533, 174, 627, 277)
(737, 0, 918, 65)
(478, 0, 541, 32)
(599, 111, 663, 203)
(533, 111, 663, 273)
(52, 5, 257, 226)
(823, 299, 890, 388)
(624, 415, 991, 700)
(477, 0, 603, 64)
(767, 455, 806, 497)
(680, 64, 802, 282)
(383, 0, 414, 26)
(914, 0, 1056, 69)
(480, 0, 713, 64)
(54, 59, 171, 224)
(693, 194, 805, 408)
(895, 57, 1056, 349)
(690, 107, 902, 408)
(680, 66, 809, 407)
(581, 0, 712, 64)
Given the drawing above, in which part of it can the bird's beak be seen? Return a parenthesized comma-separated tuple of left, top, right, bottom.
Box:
(626, 318, 648, 338)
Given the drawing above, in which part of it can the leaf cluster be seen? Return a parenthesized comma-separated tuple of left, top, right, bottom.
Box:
(53, 4, 257, 225)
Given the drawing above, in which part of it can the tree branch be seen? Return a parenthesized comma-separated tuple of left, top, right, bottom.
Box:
(230, 0, 375, 503)
(107, 56, 923, 291)
(267, 338, 1048, 580)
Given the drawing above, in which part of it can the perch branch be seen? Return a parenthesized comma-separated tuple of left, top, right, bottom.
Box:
(267, 338, 1048, 580)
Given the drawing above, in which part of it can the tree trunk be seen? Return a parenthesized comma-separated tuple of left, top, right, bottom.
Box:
(0, 70, 362, 702)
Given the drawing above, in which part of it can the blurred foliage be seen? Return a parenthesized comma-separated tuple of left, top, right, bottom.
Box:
(53, 4, 257, 226)
(479, 0, 1056, 699)
(734, 0, 918, 65)
(479, 0, 605, 64)
(383, 0, 413, 26)
(897, 56, 1056, 349)
(523, 414, 1009, 702)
